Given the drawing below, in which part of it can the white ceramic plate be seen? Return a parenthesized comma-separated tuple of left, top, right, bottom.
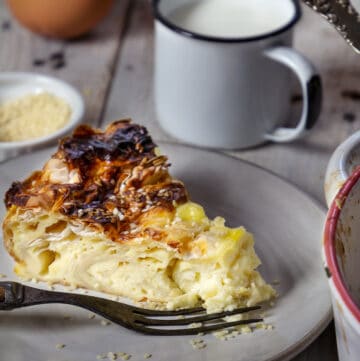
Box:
(0, 143, 331, 361)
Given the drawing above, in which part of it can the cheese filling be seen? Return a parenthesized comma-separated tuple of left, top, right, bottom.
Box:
(5, 202, 274, 312)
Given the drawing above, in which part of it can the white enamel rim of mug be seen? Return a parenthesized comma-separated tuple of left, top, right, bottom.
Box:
(324, 166, 360, 330)
(324, 130, 360, 207)
(152, 0, 301, 43)
(0, 72, 84, 150)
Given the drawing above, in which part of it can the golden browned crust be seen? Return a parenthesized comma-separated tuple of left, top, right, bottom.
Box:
(4, 120, 188, 242)
(2, 206, 19, 262)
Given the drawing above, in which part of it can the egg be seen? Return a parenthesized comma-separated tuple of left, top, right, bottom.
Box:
(6, 0, 114, 39)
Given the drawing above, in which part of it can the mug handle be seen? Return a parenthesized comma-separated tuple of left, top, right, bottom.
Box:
(263, 46, 322, 142)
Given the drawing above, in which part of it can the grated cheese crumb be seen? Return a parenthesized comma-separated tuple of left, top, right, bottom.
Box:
(188, 322, 202, 329)
(239, 325, 252, 334)
(213, 329, 229, 338)
(197, 343, 206, 349)
(190, 337, 207, 350)
(107, 352, 117, 360)
(55, 343, 65, 349)
(255, 322, 274, 331)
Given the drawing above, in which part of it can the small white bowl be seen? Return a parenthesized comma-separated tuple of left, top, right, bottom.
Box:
(0, 72, 85, 162)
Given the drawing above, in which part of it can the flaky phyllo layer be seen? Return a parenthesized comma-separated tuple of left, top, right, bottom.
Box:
(3, 120, 274, 312)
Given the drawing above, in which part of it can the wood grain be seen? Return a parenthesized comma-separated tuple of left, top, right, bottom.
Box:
(103, 0, 165, 136)
(0, 0, 131, 126)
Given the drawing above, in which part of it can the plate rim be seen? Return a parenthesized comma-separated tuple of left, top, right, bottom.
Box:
(160, 141, 327, 214)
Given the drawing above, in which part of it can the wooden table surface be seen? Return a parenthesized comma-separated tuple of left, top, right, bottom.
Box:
(2, 1, 360, 360)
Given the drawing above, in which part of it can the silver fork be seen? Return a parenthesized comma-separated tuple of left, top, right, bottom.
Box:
(0, 281, 263, 335)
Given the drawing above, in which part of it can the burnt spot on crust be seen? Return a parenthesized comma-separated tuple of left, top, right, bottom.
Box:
(5, 182, 30, 208)
(4, 120, 188, 242)
(61, 120, 154, 160)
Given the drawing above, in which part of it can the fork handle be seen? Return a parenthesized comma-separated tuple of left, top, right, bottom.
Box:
(0, 281, 131, 328)
(0, 281, 95, 309)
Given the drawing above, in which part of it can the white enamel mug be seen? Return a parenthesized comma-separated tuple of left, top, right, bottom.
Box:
(153, 0, 322, 149)
(324, 133, 360, 361)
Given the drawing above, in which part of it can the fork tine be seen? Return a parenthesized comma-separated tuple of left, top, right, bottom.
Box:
(128, 305, 204, 316)
(134, 306, 261, 326)
(135, 318, 263, 336)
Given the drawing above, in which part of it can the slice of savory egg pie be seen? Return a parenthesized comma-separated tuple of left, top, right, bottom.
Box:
(3, 120, 275, 312)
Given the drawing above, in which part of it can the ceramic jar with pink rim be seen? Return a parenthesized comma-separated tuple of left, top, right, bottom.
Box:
(324, 131, 360, 361)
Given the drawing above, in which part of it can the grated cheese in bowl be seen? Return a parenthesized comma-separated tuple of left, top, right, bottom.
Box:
(0, 92, 71, 142)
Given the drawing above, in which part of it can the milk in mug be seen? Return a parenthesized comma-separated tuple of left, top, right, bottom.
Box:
(167, 0, 296, 38)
